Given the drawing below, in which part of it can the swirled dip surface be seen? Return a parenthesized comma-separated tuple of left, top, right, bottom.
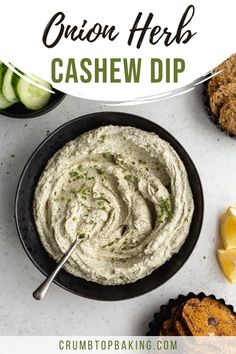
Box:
(34, 126, 194, 285)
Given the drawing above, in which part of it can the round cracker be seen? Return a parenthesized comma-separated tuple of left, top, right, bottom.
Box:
(208, 75, 236, 97)
(209, 83, 236, 116)
(219, 54, 236, 74)
(208, 78, 220, 97)
(208, 54, 236, 95)
(219, 100, 236, 135)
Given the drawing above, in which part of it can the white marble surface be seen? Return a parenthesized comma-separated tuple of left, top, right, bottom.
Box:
(0, 86, 235, 335)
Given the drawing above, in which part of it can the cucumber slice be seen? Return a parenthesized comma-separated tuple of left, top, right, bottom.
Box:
(17, 75, 52, 110)
(2, 67, 19, 102)
(11, 69, 23, 100)
(0, 64, 14, 109)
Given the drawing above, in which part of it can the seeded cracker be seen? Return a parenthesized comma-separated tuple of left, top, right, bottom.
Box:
(182, 297, 236, 336)
(208, 54, 236, 96)
(219, 100, 236, 135)
(209, 83, 236, 116)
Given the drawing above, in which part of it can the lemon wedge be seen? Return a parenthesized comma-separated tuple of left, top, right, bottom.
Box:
(217, 249, 236, 283)
(220, 207, 236, 249)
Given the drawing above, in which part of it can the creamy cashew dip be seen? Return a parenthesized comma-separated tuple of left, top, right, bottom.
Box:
(33, 125, 194, 285)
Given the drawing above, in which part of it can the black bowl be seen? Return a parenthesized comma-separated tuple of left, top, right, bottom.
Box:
(15, 112, 204, 300)
(0, 89, 65, 119)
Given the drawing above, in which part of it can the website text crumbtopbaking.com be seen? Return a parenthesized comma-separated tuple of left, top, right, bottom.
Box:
(58, 339, 177, 351)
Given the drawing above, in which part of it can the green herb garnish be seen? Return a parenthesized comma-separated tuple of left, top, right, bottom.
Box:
(157, 198, 172, 224)
(96, 168, 105, 175)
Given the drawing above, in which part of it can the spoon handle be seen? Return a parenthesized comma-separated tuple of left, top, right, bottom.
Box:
(33, 239, 81, 300)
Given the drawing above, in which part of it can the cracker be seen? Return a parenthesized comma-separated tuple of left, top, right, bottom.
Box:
(175, 299, 198, 336)
(208, 54, 236, 95)
(182, 297, 236, 336)
(159, 306, 178, 336)
(209, 83, 236, 116)
(219, 100, 236, 135)
(208, 75, 236, 97)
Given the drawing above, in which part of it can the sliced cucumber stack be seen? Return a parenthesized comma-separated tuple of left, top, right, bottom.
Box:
(0, 64, 14, 109)
(0, 65, 52, 111)
(16, 75, 52, 110)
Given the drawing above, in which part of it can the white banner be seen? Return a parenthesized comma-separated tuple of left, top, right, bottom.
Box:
(0, 0, 235, 101)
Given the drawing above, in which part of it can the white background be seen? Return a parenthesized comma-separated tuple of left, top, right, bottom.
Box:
(0, 0, 235, 100)
(0, 86, 236, 335)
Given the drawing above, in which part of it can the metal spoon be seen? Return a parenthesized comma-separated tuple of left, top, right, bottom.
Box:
(33, 234, 85, 300)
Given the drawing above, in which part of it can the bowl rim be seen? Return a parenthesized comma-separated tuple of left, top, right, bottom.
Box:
(14, 111, 204, 301)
